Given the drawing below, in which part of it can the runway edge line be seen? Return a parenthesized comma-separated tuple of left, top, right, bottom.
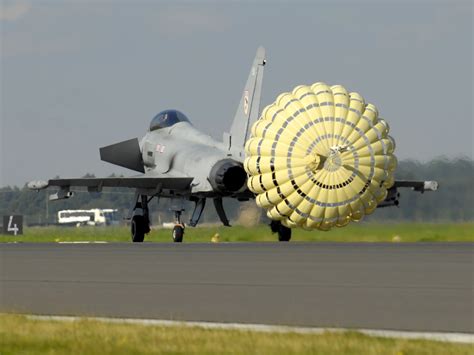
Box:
(24, 315, 473, 344)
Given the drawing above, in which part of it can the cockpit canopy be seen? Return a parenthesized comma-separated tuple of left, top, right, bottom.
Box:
(150, 110, 190, 131)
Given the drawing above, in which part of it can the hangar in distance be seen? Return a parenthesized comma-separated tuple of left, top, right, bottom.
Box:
(28, 47, 438, 242)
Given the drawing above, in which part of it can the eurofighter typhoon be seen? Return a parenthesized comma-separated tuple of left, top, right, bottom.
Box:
(29, 47, 438, 242)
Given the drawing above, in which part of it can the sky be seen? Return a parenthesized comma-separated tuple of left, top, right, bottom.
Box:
(1, 0, 472, 187)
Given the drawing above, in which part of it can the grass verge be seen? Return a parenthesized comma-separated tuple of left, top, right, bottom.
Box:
(0, 314, 472, 355)
(0, 223, 473, 243)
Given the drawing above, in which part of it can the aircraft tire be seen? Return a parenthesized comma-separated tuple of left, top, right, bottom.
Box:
(172, 225, 184, 243)
(269, 220, 280, 233)
(131, 215, 145, 243)
(278, 224, 291, 242)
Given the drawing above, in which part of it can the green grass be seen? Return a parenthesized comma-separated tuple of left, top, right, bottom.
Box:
(1, 223, 473, 243)
(0, 314, 471, 355)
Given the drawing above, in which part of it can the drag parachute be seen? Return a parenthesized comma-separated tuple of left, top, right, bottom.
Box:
(244, 82, 397, 231)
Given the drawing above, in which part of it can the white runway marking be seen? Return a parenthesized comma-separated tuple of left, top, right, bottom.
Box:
(57, 241, 108, 244)
(26, 315, 473, 344)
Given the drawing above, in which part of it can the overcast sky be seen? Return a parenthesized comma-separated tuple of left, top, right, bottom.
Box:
(1, 0, 472, 187)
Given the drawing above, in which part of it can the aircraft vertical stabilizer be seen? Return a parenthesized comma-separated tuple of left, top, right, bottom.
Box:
(227, 46, 266, 157)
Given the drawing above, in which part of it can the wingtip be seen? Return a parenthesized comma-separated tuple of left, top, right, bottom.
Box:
(424, 181, 439, 191)
(27, 180, 49, 190)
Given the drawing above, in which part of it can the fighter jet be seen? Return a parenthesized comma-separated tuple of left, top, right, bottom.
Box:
(28, 47, 438, 242)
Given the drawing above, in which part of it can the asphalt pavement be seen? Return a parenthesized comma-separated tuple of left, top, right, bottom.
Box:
(1, 242, 472, 332)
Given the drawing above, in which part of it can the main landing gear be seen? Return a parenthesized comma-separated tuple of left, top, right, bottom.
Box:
(131, 194, 151, 243)
(130, 195, 292, 243)
(270, 220, 292, 242)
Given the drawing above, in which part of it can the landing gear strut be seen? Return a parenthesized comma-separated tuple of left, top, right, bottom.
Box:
(131, 194, 151, 243)
(270, 220, 292, 242)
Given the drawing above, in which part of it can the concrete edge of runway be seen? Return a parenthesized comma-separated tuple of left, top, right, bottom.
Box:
(16, 314, 473, 344)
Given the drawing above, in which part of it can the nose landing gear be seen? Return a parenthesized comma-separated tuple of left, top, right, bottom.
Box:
(172, 210, 185, 243)
(172, 225, 184, 242)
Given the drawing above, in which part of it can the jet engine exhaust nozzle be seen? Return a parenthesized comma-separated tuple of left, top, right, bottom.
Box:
(209, 159, 247, 194)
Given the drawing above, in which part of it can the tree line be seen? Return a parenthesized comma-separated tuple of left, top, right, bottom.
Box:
(0, 157, 472, 226)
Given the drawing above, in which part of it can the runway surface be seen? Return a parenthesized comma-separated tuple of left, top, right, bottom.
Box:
(1, 243, 473, 333)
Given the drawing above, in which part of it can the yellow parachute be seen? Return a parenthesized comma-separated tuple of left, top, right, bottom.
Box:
(244, 82, 397, 231)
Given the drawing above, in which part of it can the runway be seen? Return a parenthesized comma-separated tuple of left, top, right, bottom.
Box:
(1, 243, 472, 333)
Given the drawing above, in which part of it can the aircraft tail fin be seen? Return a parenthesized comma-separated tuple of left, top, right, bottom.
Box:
(227, 46, 266, 157)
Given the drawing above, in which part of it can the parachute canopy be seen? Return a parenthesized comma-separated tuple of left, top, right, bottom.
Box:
(244, 82, 397, 231)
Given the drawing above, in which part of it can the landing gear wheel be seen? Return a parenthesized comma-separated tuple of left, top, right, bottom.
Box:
(172, 225, 184, 243)
(269, 221, 292, 242)
(270, 220, 280, 233)
(131, 215, 146, 243)
(277, 224, 291, 242)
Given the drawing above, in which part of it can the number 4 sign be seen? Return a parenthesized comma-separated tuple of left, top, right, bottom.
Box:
(2, 215, 23, 236)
